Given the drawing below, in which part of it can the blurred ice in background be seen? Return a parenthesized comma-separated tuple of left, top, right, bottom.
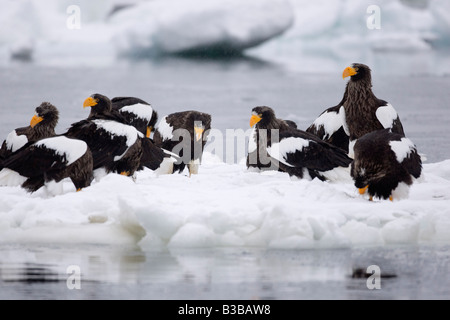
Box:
(0, 0, 449, 74)
(1, 1, 450, 300)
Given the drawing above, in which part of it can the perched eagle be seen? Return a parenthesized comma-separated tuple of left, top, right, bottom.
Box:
(0, 136, 93, 193)
(0, 102, 59, 164)
(248, 106, 352, 180)
(153, 110, 211, 176)
(307, 63, 405, 156)
(111, 96, 158, 138)
(111, 96, 177, 173)
(65, 93, 142, 177)
(351, 129, 422, 201)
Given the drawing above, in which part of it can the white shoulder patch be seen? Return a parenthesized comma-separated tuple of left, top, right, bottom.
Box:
(92, 120, 139, 162)
(389, 138, 416, 163)
(5, 130, 28, 152)
(313, 107, 345, 139)
(267, 137, 310, 167)
(156, 116, 174, 140)
(348, 139, 356, 159)
(34, 136, 88, 165)
(376, 103, 399, 129)
(120, 103, 154, 122)
(340, 106, 350, 136)
(248, 127, 257, 153)
(92, 120, 138, 147)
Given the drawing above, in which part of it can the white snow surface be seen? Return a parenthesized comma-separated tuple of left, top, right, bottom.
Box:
(1, 153, 450, 249)
(34, 136, 88, 166)
(0, 169, 27, 187)
(390, 138, 417, 163)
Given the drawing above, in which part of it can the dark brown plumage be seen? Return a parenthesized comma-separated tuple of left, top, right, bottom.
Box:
(247, 106, 293, 170)
(343, 63, 404, 142)
(0, 102, 59, 164)
(1, 136, 93, 193)
(248, 106, 353, 180)
(111, 96, 177, 173)
(111, 97, 158, 137)
(64, 93, 142, 176)
(153, 110, 211, 176)
(284, 120, 298, 129)
(307, 63, 405, 156)
(351, 129, 422, 201)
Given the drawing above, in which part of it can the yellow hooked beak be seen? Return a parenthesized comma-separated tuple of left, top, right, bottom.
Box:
(146, 126, 153, 138)
(194, 127, 204, 142)
(83, 97, 98, 108)
(358, 185, 369, 195)
(250, 114, 262, 127)
(343, 66, 357, 79)
(30, 115, 44, 128)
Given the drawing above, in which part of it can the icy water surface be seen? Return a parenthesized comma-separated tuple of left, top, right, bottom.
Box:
(1, 56, 450, 162)
(1, 244, 449, 300)
(0, 56, 450, 300)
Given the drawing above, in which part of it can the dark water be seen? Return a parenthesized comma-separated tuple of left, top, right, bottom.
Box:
(1, 56, 450, 300)
(1, 244, 449, 300)
(1, 56, 450, 163)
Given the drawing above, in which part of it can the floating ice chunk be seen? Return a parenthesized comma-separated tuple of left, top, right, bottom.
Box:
(109, 0, 294, 56)
(10, 39, 34, 61)
(1, 154, 450, 248)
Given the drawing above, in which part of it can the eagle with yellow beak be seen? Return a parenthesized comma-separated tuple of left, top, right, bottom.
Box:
(0, 102, 59, 164)
(307, 63, 405, 157)
(111, 96, 158, 139)
(153, 110, 211, 176)
(64, 93, 143, 177)
(111, 96, 178, 173)
(248, 106, 352, 180)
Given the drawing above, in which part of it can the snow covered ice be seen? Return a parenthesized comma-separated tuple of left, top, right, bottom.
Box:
(0, 0, 450, 300)
(2, 0, 450, 66)
(0, 0, 295, 62)
(1, 152, 449, 249)
(109, 0, 294, 56)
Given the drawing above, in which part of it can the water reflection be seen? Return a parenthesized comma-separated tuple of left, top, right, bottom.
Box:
(0, 244, 449, 299)
(1, 263, 60, 283)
